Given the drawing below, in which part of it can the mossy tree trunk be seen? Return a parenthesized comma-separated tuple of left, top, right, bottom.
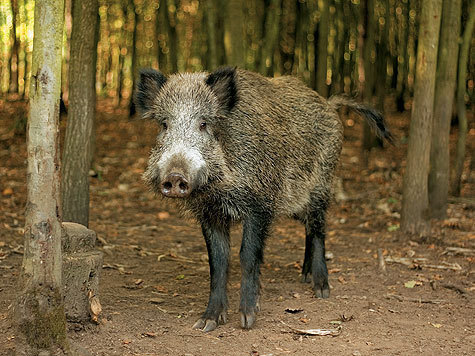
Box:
(452, 3, 475, 196)
(428, 0, 461, 218)
(14, 0, 70, 354)
(401, 0, 442, 236)
(62, 0, 99, 228)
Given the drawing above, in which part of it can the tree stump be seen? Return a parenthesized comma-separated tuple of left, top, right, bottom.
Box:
(62, 222, 103, 323)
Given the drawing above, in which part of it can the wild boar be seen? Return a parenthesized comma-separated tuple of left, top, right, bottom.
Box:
(136, 67, 392, 331)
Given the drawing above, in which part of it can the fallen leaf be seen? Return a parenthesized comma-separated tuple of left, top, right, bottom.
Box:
(88, 291, 102, 324)
(157, 211, 170, 220)
(404, 280, 417, 288)
(338, 276, 346, 284)
(143, 331, 157, 337)
(2, 188, 13, 196)
(430, 323, 442, 328)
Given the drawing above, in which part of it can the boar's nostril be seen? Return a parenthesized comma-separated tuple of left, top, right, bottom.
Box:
(160, 173, 190, 198)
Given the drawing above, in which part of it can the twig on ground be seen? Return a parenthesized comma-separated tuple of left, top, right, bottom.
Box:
(385, 293, 445, 304)
(377, 248, 386, 273)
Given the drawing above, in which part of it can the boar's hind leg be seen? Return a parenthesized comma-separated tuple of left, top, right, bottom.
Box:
(304, 198, 330, 298)
(193, 218, 230, 332)
(239, 211, 272, 329)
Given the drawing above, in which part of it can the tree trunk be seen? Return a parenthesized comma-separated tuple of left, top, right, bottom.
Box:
(9, 0, 19, 94)
(401, 0, 442, 236)
(316, 0, 329, 97)
(205, 0, 218, 69)
(129, 0, 138, 116)
(452, 3, 475, 196)
(62, 0, 98, 227)
(428, 0, 461, 218)
(165, 0, 179, 73)
(259, 0, 282, 76)
(360, 0, 380, 165)
(226, 0, 245, 68)
(14, 0, 69, 354)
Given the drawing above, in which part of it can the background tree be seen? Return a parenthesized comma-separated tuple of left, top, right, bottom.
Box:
(452, 2, 475, 196)
(13, 0, 69, 354)
(259, 0, 282, 76)
(61, 0, 99, 227)
(428, 0, 462, 219)
(315, 0, 329, 97)
(226, 0, 245, 68)
(401, 0, 443, 235)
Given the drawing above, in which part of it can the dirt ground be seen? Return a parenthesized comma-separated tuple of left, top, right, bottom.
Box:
(0, 99, 474, 356)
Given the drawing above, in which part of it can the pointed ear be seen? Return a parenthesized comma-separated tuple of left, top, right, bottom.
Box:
(205, 66, 238, 112)
(135, 68, 167, 118)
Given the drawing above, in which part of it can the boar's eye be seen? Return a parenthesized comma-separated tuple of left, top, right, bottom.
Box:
(162, 122, 168, 130)
(199, 122, 207, 131)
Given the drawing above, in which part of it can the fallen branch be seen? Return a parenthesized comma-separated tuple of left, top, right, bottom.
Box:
(385, 293, 445, 304)
(280, 321, 342, 336)
(377, 248, 386, 273)
(384, 256, 462, 271)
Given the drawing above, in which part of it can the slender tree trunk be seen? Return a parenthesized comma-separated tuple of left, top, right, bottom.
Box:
(62, 0, 98, 227)
(165, 0, 178, 73)
(401, 0, 442, 236)
(226, 0, 245, 68)
(14, 0, 69, 354)
(205, 0, 218, 69)
(9, 0, 19, 94)
(129, 0, 138, 116)
(428, 0, 461, 218)
(259, 0, 282, 76)
(316, 0, 329, 97)
(452, 3, 475, 196)
(361, 0, 380, 165)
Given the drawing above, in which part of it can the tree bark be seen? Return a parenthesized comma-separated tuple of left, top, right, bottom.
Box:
(259, 0, 282, 76)
(428, 0, 461, 218)
(401, 0, 442, 236)
(14, 0, 69, 354)
(316, 0, 329, 97)
(452, 2, 475, 196)
(62, 0, 98, 227)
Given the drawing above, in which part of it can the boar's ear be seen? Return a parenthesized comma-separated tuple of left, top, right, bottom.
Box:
(135, 68, 167, 118)
(205, 66, 238, 112)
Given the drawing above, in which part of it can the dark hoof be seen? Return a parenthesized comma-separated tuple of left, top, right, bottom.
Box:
(240, 297, 260, 329)
(192, 312, 226, 332)
(301, 273, 312, 283)
(240, 311, 256, 329)
(314, 283, 330, 299)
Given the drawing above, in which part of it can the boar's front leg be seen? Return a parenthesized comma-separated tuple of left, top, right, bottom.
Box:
(239, 210, 272, 329)
(193, 218, 230, 332)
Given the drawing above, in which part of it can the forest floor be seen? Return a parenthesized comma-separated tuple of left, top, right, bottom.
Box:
(0, 99, 474, 356)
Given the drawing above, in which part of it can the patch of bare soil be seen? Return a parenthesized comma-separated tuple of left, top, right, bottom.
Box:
(1, 100, 474, 355)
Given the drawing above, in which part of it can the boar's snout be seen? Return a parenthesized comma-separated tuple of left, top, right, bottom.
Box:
(160, 173, 190, 198)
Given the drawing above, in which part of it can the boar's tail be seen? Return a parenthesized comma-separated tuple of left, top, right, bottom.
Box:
(328, 95, 394, 143)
